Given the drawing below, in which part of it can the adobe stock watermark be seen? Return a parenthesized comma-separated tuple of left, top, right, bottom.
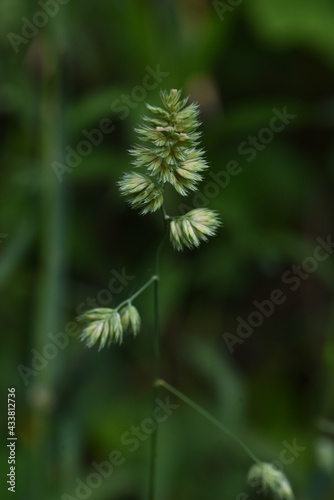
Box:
(52, 65, 169, 182)
(236, 438, 306, 499)
(213, 0, 243, 21)
(7, 0, 71, 54)
(61, 397, 179, 500)
(223, 235, 334, 353)
(178, 106, 296, 214)
(17, 268, 135, 386)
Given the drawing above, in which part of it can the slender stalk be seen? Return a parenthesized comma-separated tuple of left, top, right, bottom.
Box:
(148, 210, 168, 500)
(156, 379, 260, 465)
(116, 275, 158, 311)
(147, 272, 160, 500)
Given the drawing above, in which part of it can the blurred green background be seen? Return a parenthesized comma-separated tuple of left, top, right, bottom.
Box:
(1, 0, 334, 498)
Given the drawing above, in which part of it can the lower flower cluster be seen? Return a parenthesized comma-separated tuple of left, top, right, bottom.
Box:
(247, 463, 294, 500)
(78, 304, 140, 350)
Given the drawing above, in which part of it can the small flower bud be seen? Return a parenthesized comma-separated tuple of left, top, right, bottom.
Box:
(120, 304, 141, 337)
(247, 462, 294, 500)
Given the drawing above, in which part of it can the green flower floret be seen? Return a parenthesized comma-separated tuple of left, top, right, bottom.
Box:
(170, 208, 222, 251)
(118, 172, 163, 214)
(78, 309, 123, 349)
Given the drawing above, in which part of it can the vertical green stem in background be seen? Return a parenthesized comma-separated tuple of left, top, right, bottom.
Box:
(148, 210, 168, 500)
(30, 36, 65, 498)
(156, 379, 260, 465)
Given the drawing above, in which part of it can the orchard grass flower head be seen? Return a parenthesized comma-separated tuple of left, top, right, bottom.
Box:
(170, 208, 221, 251)
(247, 463, 294, 500)
(120, 88, 210, 199)
(120, 304, 141, 336)
(78, 308, 123, 349)
(119, 88, 222, 252)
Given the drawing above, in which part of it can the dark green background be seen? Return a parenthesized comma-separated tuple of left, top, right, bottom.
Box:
(1, 0, 334, 498)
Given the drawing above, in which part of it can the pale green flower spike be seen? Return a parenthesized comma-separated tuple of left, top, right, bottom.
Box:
(170, 208, 221, 251)
(78, 308, 123, 349)
(120, 304, 141, 336)
(119, 88, 222, 252)
(247, 463, 294, 500)
(123, 88, 209, 199)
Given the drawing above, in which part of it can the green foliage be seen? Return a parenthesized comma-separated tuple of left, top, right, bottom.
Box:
(1, 1, 334, 499)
